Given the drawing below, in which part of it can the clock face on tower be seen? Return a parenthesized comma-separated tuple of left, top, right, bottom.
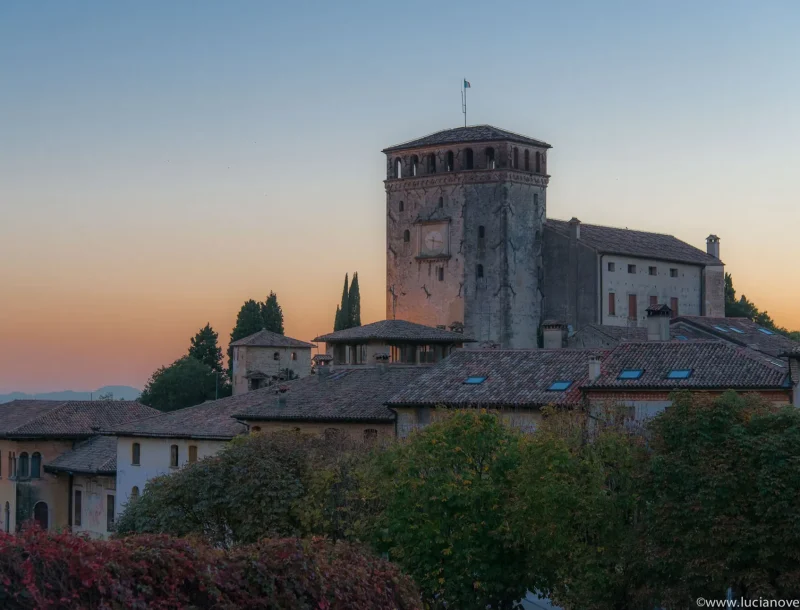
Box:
(416, 222, 449, 257)
(424, 230, 444, 255)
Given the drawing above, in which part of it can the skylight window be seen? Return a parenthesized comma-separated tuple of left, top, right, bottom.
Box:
(676, 335, 688, 341)
(713, 326, 729, 333)
(758, 328, 775, 335)
(547, 380, 573, 391)
(666, 369, 692, 379)
(464, 376, 486, 384)
(617, 369, 644, 380)
(729, 327, 745, 334)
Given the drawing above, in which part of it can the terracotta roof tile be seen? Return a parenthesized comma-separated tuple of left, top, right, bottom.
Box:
(382, 125, 551, 153)
(673, 316, 799, 359)
(314, 320, 474, 343)
(230, 329, 315, 348)
(45, 435, 117, 475)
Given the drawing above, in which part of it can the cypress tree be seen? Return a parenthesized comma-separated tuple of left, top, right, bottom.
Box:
(335, 274, 349, 331)
(261, 291, 285, 335)
(347, 272, 361, 328)
(333, 305, 341, 332)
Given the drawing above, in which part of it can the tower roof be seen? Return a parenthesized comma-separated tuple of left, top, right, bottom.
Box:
(230, 329, 315, 349)
(382, 125, 552, 153)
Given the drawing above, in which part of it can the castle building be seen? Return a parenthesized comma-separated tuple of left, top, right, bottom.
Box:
(384, 125, 725, 347)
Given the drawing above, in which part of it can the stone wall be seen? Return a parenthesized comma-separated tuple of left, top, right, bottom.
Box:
(703, 264, 725, 317)
(232, 345, 312, 395)
(243, 420, 395, 442)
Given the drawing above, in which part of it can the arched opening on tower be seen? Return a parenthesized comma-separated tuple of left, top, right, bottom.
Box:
(438, 197, 444, 208)
(485, 147, 495, 169)
(428, 153, 436, 173)
(395, 158, 403, 178)
(465, 148, 474, 170)
(403, 229, 410, 243)
(411, 155, 419, 176)
(399, 201, 404, 212)
(535, 151, 542, 173)
(476, 264, 484, 279)
(513, 147, 519, 169)
(446, 151, 454, 172)
(479, 225, 485, 239)
(524, 149, 530, 171)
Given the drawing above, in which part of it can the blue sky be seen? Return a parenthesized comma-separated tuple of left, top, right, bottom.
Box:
(1, 1, 799, 391)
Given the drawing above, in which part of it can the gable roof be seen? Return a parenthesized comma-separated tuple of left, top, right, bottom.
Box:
(0, 400, 159, 439)
(546, 219, 721, 266)
(672, 316, 799, 359)
(314, 320, 474, 344)
(45, 435, 117, 476)
(234, 367, 429, 423)
(387, 349, 608, 408)
(586, 341, 789, 390)
(230, 329, 315, 349)
(382, 125, 551, 153)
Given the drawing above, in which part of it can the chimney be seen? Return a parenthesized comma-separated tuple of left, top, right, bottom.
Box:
(375, 352, 390, 374)
(646, 304, 672, 341)
(588, 356, 602, 382)
(706, 234, 720, 259)
(542, 320, 565, 349)
(569, 217, 581, 241)
(276, 385, 289, 407)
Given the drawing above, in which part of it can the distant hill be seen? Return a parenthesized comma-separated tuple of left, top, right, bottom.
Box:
(0, 385, 141, 404)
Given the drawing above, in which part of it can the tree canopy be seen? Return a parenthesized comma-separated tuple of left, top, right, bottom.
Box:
(333, 272, 361, 331)
(138, 356, 217, 412)
(227, 293, 286, 372)
(188, 323, 224, 373)
(261, 291, 285, 335)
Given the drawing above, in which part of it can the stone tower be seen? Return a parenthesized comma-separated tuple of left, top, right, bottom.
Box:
(383, 125, 550, 349)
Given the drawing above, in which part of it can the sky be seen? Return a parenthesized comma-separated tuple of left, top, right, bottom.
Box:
(2, 1, 799, 393)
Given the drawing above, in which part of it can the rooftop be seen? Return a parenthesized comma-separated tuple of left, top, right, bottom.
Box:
(234, 366, 429, 423)
(382, 125, 551, 154)
(546, 219, 722, 266)
(672, 316, 799, 359)
(45, 435, 117, 476)
(230, 329, 315, 349)
(0, 400, 159, 439)
(387, 349, 608, 408)
(314, 320, 475, 344)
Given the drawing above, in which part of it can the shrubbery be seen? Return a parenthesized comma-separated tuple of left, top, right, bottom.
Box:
(0, 527, 421, 609)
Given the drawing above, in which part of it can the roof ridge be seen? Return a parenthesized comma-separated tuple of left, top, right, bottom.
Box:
(547, 217, 679, 239)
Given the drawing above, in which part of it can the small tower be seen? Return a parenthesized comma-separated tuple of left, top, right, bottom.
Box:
(383, 125, 551, 349)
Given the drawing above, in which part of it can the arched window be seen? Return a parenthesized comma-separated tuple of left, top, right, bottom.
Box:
(170, 445, 179, 468)
(438, 196, 444, 208)
(403, 229, 410, 243)
(465, 148, 474, 170)
(524, 149, 530, 171)
(273, 352, 280, 360)
(291, 352, 297, 361)
(478, 226, 485, 239)
(411, 155, 419, 176)
(477, 264, 484, 279)
(363, 429, 378, 443)
(485, 147, 495, 169)
(18, 453, 29, 479)
(130, 486, 140, 501)
(33, 502, 48, 530)
(428, 153, 436, 173)
(513, 147, 519, 169)
(131, 443, 140, 466)
(31, 452, 41, 478)
(446, 151, 454, 171)
(188, 445, 198, 463)
(399, 200, 404, 212)
(394, 158, 403, 178)
(535, 151, 542, 173)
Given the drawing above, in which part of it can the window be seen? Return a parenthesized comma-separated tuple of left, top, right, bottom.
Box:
(618, 369, 644, 380)
(608, 262, 615, 272)
(363, 429, 378, 443)
(170, 445, 179, 468)
(446, 151, 454, 171)
(649, 295, 658, 307)
(437, 267, 444, 282)
(273, 351, 280, 360)
(608, 293, 616, 316)
(399, 200, 404, 212)
(478, 225, 485, 239)
(8, 453, 14, 479)
(438, 196, 444, 208)
(132, 443, 140, 465)
(291, 352, 297, 360)
(18, 453, 29, 479)
(666, 369, 693, 379)
(533, 193, 539, 210)
(670, 297, 679, 318)
(713, 325, 730, 333)
(628, 264, 636, 274)
(670, 268, 678, 278)
(411, 155, 419, 176)
(628, 294, 637, 320)
(485, 147, 495, 169)
(524, 149, 530, 171)
(428, 153, 436, 173)
(476, 264, 484, 279)
(394, 158, 402, 178)
(131, 486, 140, 501)
(188, 445, 198, 463)
(649, 266, 657, 276)
(106, 495, 115, 532)
(31, 453, 41, 478)
(676, 335, 688, 341)
(513, 147, 519, 169)
(548, 381, 573, 391)
(729, 327, 745, 334)
(464, 376, 486, 384)
(403, 229, 410, 242)
(758, 328, 775, 335)
(465, 148, 474, 170)
(535, 151, 542, 173)
(74, 490, 82, 526)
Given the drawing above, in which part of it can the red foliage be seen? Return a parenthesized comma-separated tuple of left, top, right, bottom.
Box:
(0, 527, 421, 610)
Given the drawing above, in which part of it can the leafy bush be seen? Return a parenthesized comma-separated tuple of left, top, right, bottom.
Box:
(0, 527, 421, 609)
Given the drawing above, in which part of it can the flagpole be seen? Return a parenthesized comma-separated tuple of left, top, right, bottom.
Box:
(463, 78, 467, 127)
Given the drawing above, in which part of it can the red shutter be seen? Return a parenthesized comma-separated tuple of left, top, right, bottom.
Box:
(608, 293, 616, 316)
(628, 294, 637, 320)
(670, 297, 679, 318)
(650, 295, 658, 307)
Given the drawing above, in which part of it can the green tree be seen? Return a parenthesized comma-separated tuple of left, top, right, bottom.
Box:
(188, 323, 224, 373)
(261, 291, 285, 335)
(369, 410, 531, 610)
(347, 272, 361, 328)
(138, 356, 217, 412)
(227, 299, 265, 373)
(334, 274, 349, 331)
(640, 391, 800, 605)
